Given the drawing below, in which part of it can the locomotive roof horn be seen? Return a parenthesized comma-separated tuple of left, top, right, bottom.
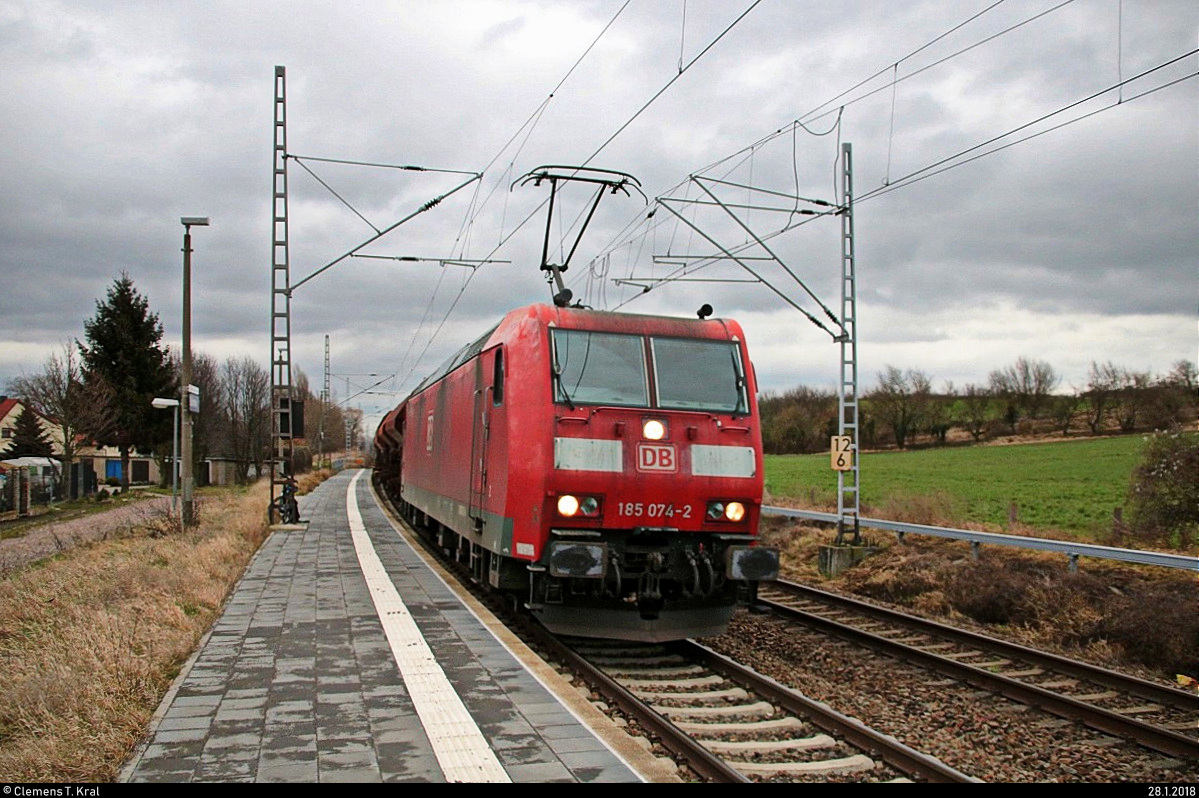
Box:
(515, 166, 646, 303)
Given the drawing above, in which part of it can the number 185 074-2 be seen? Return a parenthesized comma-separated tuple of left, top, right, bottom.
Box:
(616, 502, 691, 519)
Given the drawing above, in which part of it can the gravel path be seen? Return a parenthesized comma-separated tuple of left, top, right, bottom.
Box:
(0, 496, 173, 574)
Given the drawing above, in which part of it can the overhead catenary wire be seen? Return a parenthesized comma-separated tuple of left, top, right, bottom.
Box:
(386, 2, 636, 395)
(288, 5, 641, 415)
(496, 1, 766, 305)
(645, 0, 1068, 205)
(366, 2, 1191, 410)
(448, 0, 635, 253)
(603, 48, 1195, 312)
(857, 51, 1198, 204)
(392, 1, 764, 396)
(290, 157, 381, 234)
(582, 1, 763, 168)
(592, 0, 1192, 316)
(306, 3, 760, 424)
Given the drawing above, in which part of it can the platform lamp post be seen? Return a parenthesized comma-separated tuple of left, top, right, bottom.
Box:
(151, 397, 180, 516)
(180, 216, 209, 528)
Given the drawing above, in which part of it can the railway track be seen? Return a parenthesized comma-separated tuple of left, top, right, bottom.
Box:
(377, 484, 1196, 781)
(378, 487, 975, 782)
(551, 635, 979, 783)
(757, 580, 1198, 762)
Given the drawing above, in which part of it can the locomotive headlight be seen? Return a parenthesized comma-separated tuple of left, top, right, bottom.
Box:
(557, 494, 580, 517)
(556, 494, 601, 518)
(643, 419, 667, 440)
(707, 500, 747, 522)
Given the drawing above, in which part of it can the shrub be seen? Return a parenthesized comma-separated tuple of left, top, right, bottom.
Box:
(942, 560, 1055, 625)
(1127, 430, 1199, 548)
(1099, 583, 1199, 676)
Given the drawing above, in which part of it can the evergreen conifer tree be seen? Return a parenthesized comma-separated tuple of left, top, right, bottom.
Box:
(2, 407, 54, 459)
(79, 274, 176, 489)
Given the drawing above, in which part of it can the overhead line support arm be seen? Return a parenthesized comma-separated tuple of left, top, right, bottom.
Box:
(290, 172, 482, 294)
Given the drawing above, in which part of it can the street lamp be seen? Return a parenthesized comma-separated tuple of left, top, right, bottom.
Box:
(180, 216, 209, 528)
(152, 397, 179, 515)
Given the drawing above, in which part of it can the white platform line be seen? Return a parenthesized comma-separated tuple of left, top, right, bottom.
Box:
(346, 471, 510, 783)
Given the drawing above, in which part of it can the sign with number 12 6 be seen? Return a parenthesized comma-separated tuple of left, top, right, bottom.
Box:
(830, 436, 853, 471)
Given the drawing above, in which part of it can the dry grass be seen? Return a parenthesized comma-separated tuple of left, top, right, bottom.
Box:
(0, 480, 281, 782)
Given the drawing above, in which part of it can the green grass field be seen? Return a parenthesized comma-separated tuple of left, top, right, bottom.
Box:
(764, 435, 1150, 539)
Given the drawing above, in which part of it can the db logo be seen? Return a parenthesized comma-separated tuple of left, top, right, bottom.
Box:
(637, 443, 677, 472)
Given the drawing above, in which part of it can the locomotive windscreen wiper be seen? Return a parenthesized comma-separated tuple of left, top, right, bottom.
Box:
(552, 354, 575, 410)
(731, 348, 747, 419)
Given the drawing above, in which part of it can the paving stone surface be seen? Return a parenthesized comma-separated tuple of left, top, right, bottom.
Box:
(120, 471, 642, 783)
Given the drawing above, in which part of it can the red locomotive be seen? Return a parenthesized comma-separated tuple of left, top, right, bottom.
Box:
(373, 302, 779, 641)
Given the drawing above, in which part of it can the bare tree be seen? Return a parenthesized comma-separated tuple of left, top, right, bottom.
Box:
(189, 352, 221, 484)
(958, 383, 994, 442)
(294, 367, 312, 404)
(1144, 360, 1198, 430)
(1050, 390, 1084, 436)
(924, 381, 954, 446)
(7, 344, 115, 499)
(1085, 361, 1120, 434)
(759, 386, 837, 454)
(989, 356, 1060, 424)
(300, 367, 349, 469)
(1113, 368, 1152, 432)
(869, 366, 932, 449)
(218, 356, 271, 484)
(1163, 359, 1197, 393)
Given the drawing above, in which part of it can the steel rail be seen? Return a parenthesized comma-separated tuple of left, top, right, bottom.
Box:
(682, 639, 981, 783)
(533, 630, 752, 783)
(770, 580, 1197, 710)
(761, 585, 1199, 761)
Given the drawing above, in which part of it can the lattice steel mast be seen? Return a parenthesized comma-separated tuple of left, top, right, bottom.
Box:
(320, 334, 330, 469)
(270, 65, 295, 503)
(836, 142, 861, 545)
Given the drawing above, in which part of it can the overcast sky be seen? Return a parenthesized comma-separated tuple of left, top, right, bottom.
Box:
(1, 0, 1195, 431)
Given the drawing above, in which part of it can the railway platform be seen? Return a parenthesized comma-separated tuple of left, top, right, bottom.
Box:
(120, 469, 662, 783)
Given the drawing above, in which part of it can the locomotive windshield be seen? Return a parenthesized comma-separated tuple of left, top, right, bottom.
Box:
(652, 338, 747, 414)
(551, 328, 747, 414)
(552, 330, 649, 407)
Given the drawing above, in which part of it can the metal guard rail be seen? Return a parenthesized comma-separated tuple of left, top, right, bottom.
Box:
(763, 506, 1198, 572)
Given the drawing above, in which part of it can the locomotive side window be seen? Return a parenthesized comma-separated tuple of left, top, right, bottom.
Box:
(651, 338, 747, 414)
(492, 347, 504, 406)
(551, 329, 648, 407)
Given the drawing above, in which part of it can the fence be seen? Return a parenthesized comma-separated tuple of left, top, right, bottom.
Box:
(0, 467, 33, 518)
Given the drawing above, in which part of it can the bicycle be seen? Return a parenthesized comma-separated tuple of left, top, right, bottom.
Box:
(268, 477, 301, 524)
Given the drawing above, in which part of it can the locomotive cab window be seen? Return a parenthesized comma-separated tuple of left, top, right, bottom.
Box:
(492, 347, 504, 406)
(551, 329, 648, 407)
(651, 337, 747, 414)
